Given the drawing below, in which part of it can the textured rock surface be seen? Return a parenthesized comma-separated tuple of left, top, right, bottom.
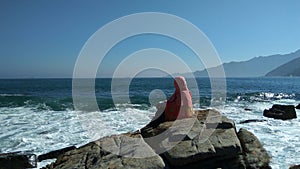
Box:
(42, 133, 165, 169)
(237, 128, 271, 169)
(263, 104, 297, 120)
(141, 109, 243, 168)
(164, 127, 242, 166)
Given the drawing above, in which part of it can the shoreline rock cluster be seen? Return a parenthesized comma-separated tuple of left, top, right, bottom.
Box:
(263, 104, 297, 120)
(42, 109, 271, 169)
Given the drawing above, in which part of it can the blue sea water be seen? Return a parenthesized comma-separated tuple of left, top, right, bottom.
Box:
(0, 77, 299, 168)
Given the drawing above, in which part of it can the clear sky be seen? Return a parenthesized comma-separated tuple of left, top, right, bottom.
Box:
(0, 0, 300, 78)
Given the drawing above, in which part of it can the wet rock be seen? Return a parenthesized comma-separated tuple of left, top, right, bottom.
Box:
(296, 104, 300, 110)
(237, 128, 271, 169)
(0, 152, 37, 169)
(38, 146, 76, 162)
(290, 164, 300, 169)
(263, 104, 297, 120)
(239, 119, 267, 124)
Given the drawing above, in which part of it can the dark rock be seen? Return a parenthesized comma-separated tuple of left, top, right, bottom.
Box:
(296, 103, 300, 110)
(239, 119, 267, 124)
(38, 146, 76, 162)
(195, 109, 235, 129)
(0, 152, 37, 169)
(237, 128, 271, 169)
(290, 164, 300, 169)
(263, 104, 297, 120)
(244, 108, 252, 111)
(42, 133, 165, 169)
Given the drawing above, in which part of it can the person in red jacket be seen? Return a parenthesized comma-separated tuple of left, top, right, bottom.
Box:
(164, 76, 194, 121)
(149, 76, 194, 128)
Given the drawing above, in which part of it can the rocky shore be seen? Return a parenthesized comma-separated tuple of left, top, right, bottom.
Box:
(41, 109, 271, 169)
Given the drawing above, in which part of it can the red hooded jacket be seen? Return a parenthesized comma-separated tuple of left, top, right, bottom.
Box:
(165, 76, 193, 121)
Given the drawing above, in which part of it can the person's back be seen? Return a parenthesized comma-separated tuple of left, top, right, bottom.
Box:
(146, 76, 194, 129)
(165, 76, 194, 121)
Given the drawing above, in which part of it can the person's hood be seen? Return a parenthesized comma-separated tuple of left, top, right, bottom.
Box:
(174, 76, 188, 92)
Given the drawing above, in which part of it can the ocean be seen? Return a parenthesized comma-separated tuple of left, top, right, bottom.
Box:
(0, 77, 299, 168)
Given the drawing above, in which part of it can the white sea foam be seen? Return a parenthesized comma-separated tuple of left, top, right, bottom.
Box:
(0, 94, 26, 96)
(221, 99, 300, 169)
(0, 105, 156, 168)
(76, 106, 154, 142)
(1, 97, 299, 169)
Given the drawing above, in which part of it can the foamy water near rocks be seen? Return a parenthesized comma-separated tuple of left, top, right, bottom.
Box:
(41, 109, 271, 169)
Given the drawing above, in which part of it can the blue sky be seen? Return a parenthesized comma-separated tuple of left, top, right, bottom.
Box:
(0, 0, 300, 78)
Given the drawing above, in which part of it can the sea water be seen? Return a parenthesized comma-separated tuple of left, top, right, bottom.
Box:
(0, 78, 299, 168)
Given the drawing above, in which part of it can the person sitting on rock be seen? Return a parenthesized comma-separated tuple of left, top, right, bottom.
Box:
(155, 76, 194, 119)
(147, 76, 194, 128)
(164, 76, 194, 121)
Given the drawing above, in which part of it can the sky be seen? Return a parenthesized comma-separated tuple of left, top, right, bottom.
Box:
(0, 0, 300, 78)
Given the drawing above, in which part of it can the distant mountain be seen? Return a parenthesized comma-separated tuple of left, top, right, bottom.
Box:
(189, 49, 300, 77)
(266, 57, 300, 77)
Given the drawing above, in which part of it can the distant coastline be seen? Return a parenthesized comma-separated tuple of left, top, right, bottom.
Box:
(175, 49, 300, 78)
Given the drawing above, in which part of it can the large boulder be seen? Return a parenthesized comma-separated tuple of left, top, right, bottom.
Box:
(263, 104, 297, 120)
(237, 128, 271, 169)
(42, 133, 165, 169)
(141, 109, 243, 168)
